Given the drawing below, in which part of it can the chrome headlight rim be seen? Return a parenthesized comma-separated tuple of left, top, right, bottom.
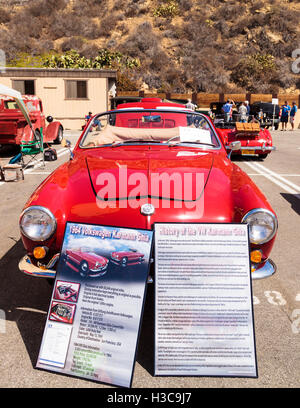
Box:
(20, 205, 57, 242)
(241, 208, 278, 245)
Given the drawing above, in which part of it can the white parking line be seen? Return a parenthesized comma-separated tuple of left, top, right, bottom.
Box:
(244, 161, 300, 196)
(248, 174, 300, 177)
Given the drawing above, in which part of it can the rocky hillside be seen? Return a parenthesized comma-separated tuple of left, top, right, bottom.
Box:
(0, 0, 299, 93)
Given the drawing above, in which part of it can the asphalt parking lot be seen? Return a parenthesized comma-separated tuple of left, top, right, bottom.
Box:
(0, 128, 300, 389)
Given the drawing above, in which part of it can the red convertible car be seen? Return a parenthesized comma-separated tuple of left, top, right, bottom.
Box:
(216, 121, 275, 159)
(0, 94, 63, 146)
(63, 249, 109, 278)
(111, 249, 145, 267)
(19, 98, 278, 280)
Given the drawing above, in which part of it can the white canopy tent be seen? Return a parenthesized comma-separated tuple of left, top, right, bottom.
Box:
(0, 83, 34, 133)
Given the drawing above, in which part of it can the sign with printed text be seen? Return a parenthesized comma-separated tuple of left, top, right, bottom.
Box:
(154, 223, 257, 378)
(37, 222, 153, 388)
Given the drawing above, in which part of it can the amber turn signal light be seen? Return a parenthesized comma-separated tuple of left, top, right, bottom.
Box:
(250, 250, 262, 264)
(33, 246, 47, 260)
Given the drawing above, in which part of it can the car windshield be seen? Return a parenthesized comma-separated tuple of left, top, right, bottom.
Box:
(4, 99, 36, 112)
(80, 109, 220, 149)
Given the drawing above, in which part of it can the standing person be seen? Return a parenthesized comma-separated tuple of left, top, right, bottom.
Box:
(245, 100, 250, 121)
(280, 101, 291, 131)
(290, 101, 298, 131)
(222, 99, 234, 122)
(185, 98, 197, 111)
(238, 102, 248, 123)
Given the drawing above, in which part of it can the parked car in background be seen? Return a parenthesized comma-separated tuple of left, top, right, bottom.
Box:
(250, 102, 280, 130)
(63, 249, 109, 278)
(111, 249, 145, 267)
(216, 122, 275, 159)
(110, 96, 142, 110)
(209, 102, 275, 159)
(19, 98, 278, 281)
(0, 94, 63, 146)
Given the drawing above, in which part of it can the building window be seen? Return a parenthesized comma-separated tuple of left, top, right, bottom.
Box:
(12, 79, 35, 95)
(65, 80, 88, 99)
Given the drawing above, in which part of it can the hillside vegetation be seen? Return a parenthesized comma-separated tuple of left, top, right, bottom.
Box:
(0, 0, 299, 93)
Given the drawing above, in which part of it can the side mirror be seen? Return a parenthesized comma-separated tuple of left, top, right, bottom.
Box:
(229, 141, 241, 151)
(226, 141, 241, 159)
(46, 116, 53, 123)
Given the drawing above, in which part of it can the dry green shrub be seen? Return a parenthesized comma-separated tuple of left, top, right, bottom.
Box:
(153, 0, 180, 18)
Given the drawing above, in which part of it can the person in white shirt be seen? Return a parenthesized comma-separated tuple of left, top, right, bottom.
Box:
(185, 98, 197, 111)
(238, 102, 248, 123)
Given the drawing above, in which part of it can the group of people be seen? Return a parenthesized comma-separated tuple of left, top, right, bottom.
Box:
(221, 99, 298, 130)
(222, 99, 250, 123)
(280, 101, 298, 131)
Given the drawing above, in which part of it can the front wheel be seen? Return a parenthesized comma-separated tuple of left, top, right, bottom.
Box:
(121, 257, 128, 267)
(54, 126, 63, 144)
(79, 260, 89, 278)
(259, 153, 268, 160)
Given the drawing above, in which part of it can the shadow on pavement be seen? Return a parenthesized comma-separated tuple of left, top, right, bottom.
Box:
(136, 283, 155, 376)
(281, 193, 300, 216)
(0, 240, 52, 367)
(231, 155, 268, 162)
(0, 145, 20, 158)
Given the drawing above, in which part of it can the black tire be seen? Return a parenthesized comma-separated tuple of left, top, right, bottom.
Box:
(54, 126, 63, 144)
(259, 153, 268, 160)
(79, 260, 89, 278)
(121, 257, 128, 267)
(34, 129, 41, 143)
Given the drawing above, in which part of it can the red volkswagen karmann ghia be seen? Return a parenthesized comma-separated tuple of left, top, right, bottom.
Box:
(19, 98, 278, 280)
(63, 249, 109, 278)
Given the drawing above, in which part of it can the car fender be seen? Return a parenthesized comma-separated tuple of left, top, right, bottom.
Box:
(44, 121, 63, 142)
(19, 123, 41, 143)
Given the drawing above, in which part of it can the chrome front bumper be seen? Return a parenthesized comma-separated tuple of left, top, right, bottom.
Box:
(251, 259, 276, 279)
(19, 255, 276, 280)
(19, 254, 57, 278)
(226, 145, 276, 152)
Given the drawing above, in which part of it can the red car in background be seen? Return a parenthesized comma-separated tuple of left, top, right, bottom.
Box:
(216, 122, 275, 159)
(111, 249, 145, 267)
(0, 94, 63, 146)
(210, 101, 275, 159)
(64, 249, 109, 278)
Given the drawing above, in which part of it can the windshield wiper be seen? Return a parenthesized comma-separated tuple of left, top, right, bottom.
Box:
(111, 139, 162, 147)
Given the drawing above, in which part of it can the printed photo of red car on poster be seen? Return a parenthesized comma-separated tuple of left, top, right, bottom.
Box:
(54, 280, 80, 303)
(49, 301, 76, 325)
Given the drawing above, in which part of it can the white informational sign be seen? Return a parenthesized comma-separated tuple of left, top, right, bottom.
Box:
(272, 98, 279, 105)
(38, 322, 73, 368)
(179, 127, 212, 144)
(37, 222, 153, 388)
(154, 223, 257, 378)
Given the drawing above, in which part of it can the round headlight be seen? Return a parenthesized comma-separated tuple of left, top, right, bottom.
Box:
(242, 208, 277, 245)
(20, 206, 57, 242)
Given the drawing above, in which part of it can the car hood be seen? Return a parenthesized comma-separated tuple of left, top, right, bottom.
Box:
(86, 148, 214, 201)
